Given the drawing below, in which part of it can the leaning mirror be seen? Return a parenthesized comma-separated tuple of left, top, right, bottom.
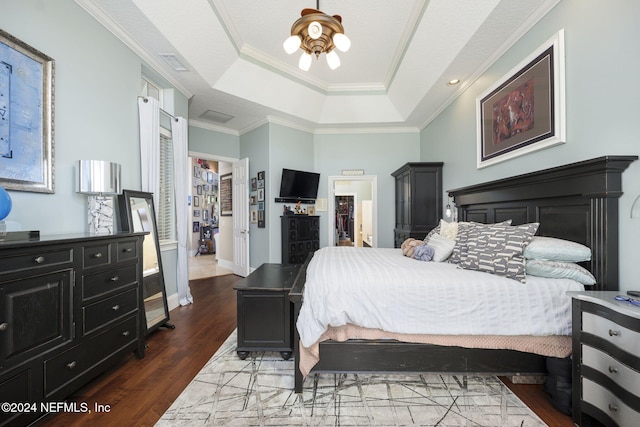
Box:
(117, 190, 173, 335)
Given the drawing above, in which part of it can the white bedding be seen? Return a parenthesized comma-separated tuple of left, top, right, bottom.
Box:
(297, 246, 585, 348)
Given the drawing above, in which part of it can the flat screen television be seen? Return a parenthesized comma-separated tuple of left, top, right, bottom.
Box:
(278, 168, 320, 202)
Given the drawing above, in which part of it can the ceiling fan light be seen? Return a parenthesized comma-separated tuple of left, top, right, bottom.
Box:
(283, 35, 301, 54)
(299, 52, 312, 71)
(308, 21, 322, 39)
(333, 33, 351, 52)
(326, 50, 340, 70)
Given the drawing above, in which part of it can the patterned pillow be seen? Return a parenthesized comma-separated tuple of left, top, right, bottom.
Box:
(457, 223, 539, 283)
(449, 220, 513, 264)
(525, 259, 596, 285)
(423, 224, 441, 242)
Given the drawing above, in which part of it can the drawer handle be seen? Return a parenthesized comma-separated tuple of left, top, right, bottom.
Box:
(608, 366, 618, 374)
(0, 323, 8, 331)
(67, 361, 77, 370)
(608, 329, 620, 336)
(122, 331, 130, 337)
(123, 248, 133, 253)
(34, 256, 46, 264)
(110, 276, 119, 282)
(608, 404, 619, 412)
(112, 304, 120, 311)
(93, 252, 103, 259)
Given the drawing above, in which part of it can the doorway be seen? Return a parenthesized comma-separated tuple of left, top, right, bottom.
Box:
(328, 175, 377, 247)
(187, 152, 234, 280)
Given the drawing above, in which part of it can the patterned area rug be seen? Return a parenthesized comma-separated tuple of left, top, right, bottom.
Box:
(157, 331, 545, 426)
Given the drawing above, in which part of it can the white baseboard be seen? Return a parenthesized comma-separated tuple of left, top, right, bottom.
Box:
(167, 292, 180, 312)
(218, 258, 234, 271)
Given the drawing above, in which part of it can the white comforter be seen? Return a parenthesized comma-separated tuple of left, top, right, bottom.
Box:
(297, 246, 585, 348)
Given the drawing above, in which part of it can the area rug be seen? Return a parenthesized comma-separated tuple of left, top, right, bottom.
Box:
(156, 331, 546, 426)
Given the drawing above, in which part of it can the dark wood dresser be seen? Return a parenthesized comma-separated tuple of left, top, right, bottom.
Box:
(0, 232, 145, 427)
(391, 162, 443, 248)
(281, 215, 319, 264)
(569, 291, 640, 426)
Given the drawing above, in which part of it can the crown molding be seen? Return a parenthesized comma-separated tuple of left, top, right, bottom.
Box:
(189, 119, 239, 136)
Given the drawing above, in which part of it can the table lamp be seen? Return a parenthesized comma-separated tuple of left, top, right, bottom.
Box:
(77, 160, 122, 235)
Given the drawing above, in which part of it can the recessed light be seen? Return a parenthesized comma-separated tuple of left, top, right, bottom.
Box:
(447, 79, 461, 86)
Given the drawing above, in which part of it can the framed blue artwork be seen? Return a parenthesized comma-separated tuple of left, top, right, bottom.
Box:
(0, 29, 55, 193)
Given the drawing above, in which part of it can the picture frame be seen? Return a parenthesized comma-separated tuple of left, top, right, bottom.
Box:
(220, 173, 232, 216)
(193, 166, 200, 178)
(250, 209, 257, 224)
(477, 29, 565, 168)
(257, 188, 264, 201)
(192, 221, 200, 233)
(0, 29, 55, 193)
(197, 185, 203, 195)
(308, 206, 315, 216)
(251, 177, 257, 191)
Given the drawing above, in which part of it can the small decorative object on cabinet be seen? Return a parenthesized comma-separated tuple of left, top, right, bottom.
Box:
(281, 215, 320, 264)
(234, 263, 301, 361)
(0, 233, 146, 426)
(568, 291, 640, 426)
(391, 162, 443, 248)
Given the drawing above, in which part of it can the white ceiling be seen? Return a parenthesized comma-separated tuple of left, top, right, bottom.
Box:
(77, 0, 560, 134)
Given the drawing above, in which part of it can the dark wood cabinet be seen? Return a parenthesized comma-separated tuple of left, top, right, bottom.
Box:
(234, 263, 301, 361)
(281, 215, 320, 264)
(0, 233, 145, 427)
(391, 162, 443, 247)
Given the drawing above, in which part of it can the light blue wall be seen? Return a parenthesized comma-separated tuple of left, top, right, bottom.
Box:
(1, 0, 142, 234)
(1, 0, 190, 300)
(269, 124, 315, 262)
(189, 125, 240, 159)
(314, 132, 420, 248)
(239, 124, 270, 267)
(420, 0, 640, 291)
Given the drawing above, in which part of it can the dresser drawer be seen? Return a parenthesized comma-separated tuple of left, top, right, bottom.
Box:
(82, 288, 138, 335)
(582, 344, 640, 398)
(583, 378, 640, 426)
(44, 315, 138, 397)
(0, 247, 73, 275)
(583, 311, 640, 355)
(116, 240, 138, 263)
(81, 264, 138, 301)
(82, 242, 112, 269)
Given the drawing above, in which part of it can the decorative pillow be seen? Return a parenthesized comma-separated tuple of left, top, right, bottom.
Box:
(449, 220, 513, 264)
(426, 233, 456, 262)
(423, 224, 441, 243)
(401, 238, 424, 258)
(457, 223, 539, 283)
(523, 236, 591, 262)
(525, 259, 596, 285)
(439, 219, 459, 240)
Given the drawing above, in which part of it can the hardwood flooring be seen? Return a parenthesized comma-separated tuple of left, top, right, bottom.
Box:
(36, 274, 574, 427)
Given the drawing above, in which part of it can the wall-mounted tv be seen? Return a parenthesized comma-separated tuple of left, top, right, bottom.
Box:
(277, 168, 320, 203)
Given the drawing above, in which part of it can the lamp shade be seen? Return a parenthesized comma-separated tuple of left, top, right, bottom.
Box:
(78, 160, 122, 195)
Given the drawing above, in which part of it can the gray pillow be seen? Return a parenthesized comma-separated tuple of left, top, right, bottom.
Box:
(523, 236, 591, 262)
(457, 223, 539, 283)
(449, 220, 513, 264)
(525, 259, 596, 285)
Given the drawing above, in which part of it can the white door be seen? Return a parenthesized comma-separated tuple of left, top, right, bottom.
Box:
(232, 158, 250, 277)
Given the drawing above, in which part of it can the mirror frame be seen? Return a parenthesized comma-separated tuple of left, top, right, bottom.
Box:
(117, 189, 171, 335)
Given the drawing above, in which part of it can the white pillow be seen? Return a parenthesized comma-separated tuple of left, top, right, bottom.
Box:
(439, 219, 459, 240)
(426, 233, 456, 262)
(525, 259, 596, 285)
(523, 236, 591, 262)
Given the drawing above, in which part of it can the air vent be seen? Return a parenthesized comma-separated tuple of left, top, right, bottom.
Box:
(159, 53, 188, 71)
(199, 109, 234, 124)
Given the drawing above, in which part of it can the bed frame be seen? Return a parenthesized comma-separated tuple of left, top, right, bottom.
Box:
(289, 155, 637, 393)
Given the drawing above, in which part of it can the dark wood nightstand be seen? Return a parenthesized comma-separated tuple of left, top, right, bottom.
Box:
(568, 291, 640, 426)
(234, 263, 301, 360)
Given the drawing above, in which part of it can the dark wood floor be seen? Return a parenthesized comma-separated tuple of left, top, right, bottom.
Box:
(36, 274, 574, 427)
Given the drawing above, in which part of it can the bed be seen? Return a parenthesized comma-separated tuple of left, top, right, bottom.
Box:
(289, 155, 637, 393)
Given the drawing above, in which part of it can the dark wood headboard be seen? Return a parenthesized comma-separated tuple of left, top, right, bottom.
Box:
(448, 156, 637, 292)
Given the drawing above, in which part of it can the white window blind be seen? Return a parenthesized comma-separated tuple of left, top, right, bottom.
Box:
(158, 130, 175, 242)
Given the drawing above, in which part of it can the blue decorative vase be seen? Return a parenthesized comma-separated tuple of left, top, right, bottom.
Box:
(0, 186, 12, 221)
